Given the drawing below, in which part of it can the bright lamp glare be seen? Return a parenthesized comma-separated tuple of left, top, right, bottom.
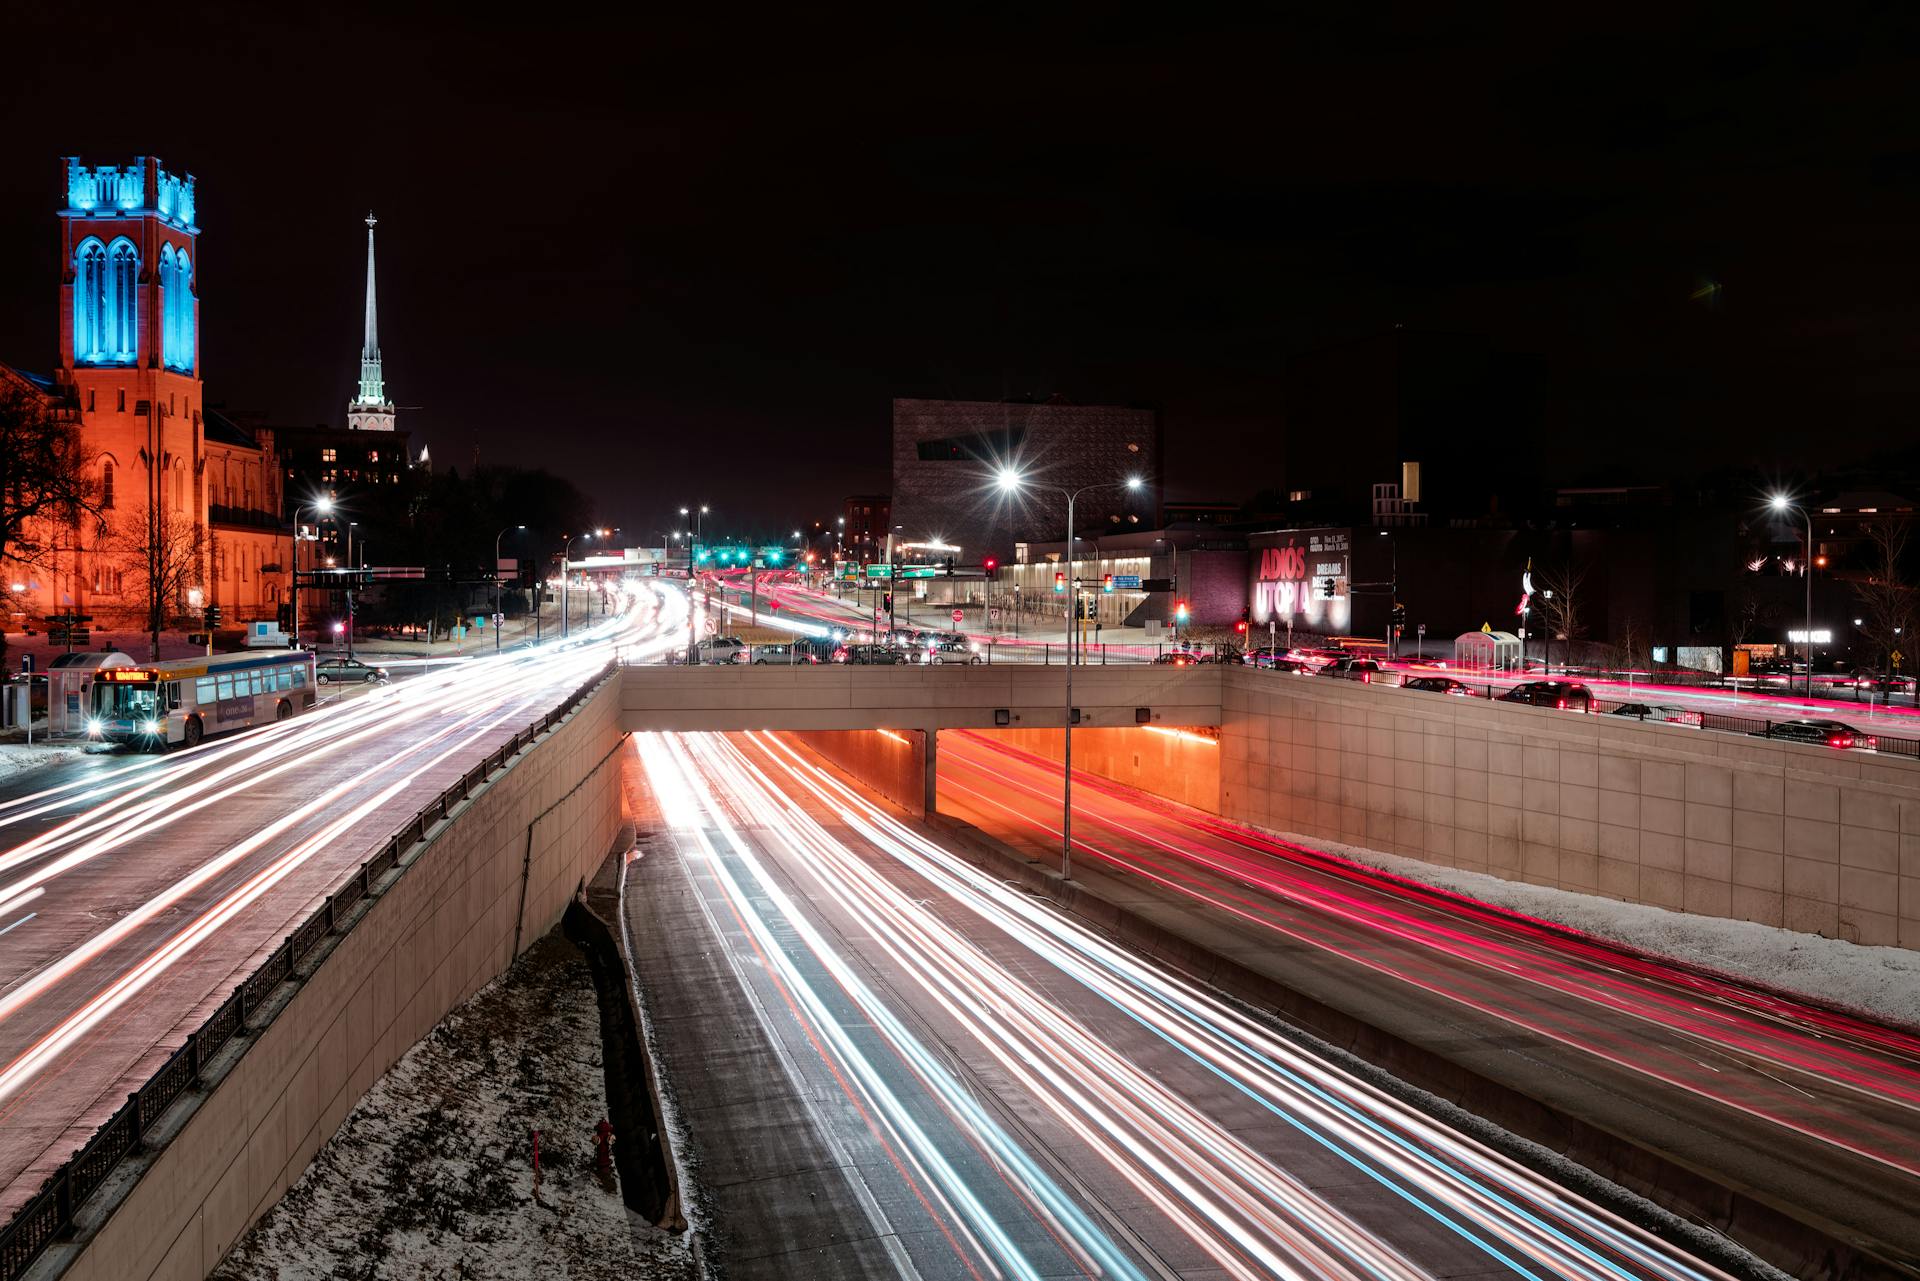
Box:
(997, 468, 1023, 492)
(1126, 476, 1143, 490)
(314, 498, 333, 514)
(1769, 494, 1789, 511)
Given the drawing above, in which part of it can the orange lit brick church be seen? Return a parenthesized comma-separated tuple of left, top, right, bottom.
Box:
(1, 157, 335, 632)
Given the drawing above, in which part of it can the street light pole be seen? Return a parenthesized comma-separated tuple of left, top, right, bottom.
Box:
(996, 469, 1143, 882)
(494, 524, 525, 653)
(290, 498, 331, 651)
(682, 504, 708, 663)
(562, 531, 596, 639)
(1771, 495, 1816, 697)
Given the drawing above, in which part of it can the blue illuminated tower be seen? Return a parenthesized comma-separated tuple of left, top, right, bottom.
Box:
(347, 213, 396, 432)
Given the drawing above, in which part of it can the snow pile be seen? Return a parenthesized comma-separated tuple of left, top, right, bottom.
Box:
(215, 933, 693, 1281)
(0, 744, 85, 780)
(1292, 831, 1920, 1030)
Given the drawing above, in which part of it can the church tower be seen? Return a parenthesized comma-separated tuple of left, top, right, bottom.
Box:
(58, 155, 205, 539)
(347, 213, 396, 432)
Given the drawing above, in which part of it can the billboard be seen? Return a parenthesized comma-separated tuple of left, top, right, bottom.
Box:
(1249, 530, 1350, 633)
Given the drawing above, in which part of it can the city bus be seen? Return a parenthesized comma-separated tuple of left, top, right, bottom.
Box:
(87, 649, 318, 750)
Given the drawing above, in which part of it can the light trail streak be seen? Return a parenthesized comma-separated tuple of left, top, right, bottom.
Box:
(0, 582, 686, 1144)
(936, 733, 1920, 1179)
(642, 728, 1752, 1280)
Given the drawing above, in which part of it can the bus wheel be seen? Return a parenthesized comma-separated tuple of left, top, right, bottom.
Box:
(182, 717, 204, 749)
(276, 700, 292, 721)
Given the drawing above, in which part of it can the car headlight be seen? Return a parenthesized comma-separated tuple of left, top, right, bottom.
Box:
(143, 720, 162, 734)
(86, 718, 103, 736)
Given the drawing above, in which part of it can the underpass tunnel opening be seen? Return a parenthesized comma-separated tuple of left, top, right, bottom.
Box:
(780, 726, 934, 817)
(945, 725, 1223, 820)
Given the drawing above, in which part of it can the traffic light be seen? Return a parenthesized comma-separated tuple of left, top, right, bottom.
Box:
(1235, 607, 1248, 635)
(1174, 600, 1190, 623)
(1054, 571, 1066, 593)
(205, 605, 223, 628)
(1391, 602, 1407, 628)
(983, 556, 998, 578)
(945, 556, 955, 577)
(1102, 574, 1114, 593)
(1320, 576, 1336, 599)
(883, 593, 893, 612)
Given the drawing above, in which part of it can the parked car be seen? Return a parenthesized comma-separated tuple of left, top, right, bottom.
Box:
(1606, 702, 1690, 722)
(1754, 718, 1878, 750)
(839, 644, 910, 665)
(1402, 675, 1474, 696)
(1498, 680, 1593, 710)
(927, 639, 983, 665)
(315, 657, 390, 685)
(1848, 672, 1915, 694)
(694, 637, 747, 664)
(1301, 647, 1349, 668)
(1245, 647, 1310, 673)
(752, 643, 820, 665)
(1154, 649, 1203, 667)
(1317, 657, 1383, 683)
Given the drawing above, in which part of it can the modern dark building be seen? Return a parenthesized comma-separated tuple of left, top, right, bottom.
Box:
(891, 395, 1162, 565)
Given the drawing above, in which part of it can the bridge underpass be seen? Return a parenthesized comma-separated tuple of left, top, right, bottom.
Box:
(617, 663, 1225, 815)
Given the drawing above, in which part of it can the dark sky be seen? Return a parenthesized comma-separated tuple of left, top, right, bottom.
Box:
(6, 6, 1920, 538)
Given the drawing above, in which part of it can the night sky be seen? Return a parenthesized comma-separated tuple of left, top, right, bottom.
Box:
(5, 7, 1920, 537)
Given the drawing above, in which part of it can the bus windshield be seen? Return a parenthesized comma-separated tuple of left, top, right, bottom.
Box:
(95, 682, 160, 720)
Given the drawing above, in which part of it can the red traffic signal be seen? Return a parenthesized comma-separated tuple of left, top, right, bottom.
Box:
(1054, 571, 1067, 593)
(983, 556, 998, 573)
(1102, 574, 1114, 593)
(1234, 620, 1247, 634)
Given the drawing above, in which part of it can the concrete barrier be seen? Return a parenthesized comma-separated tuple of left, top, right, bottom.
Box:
(1221, 669, 1920, 949)
(39, 675, 627, 1281)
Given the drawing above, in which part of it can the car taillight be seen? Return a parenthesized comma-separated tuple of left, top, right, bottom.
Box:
(1866, 736, 1879, 750)
(1555, 699, 1566, 710)
(1828, 736, 1850, 748)
(1361, 672, 1371, 683)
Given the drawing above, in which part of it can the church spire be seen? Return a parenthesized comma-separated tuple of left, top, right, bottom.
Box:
(348, 212, 396, 431)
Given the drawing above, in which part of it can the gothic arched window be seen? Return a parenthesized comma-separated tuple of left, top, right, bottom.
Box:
(159, 247, 177, 368)
(160, 244, 195, 372)
(102, 461, 114, 510)
(106, 238, 138, 362)
(73, 238, 107, 362)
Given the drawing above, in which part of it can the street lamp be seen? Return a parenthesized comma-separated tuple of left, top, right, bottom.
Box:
(682, 504, 709, 662)
(494, 525, 526, 653)
(1770, 494, 1815, 696)
(995, 468, 1144, 881)
(290, 496, 332, 650)
(561, 530, 597, 639)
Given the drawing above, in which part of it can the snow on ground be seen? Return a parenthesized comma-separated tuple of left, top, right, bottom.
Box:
(215, 933, 694, 1281)
(0, 743, 85, 779)
(1281, 829, 1920, 1030)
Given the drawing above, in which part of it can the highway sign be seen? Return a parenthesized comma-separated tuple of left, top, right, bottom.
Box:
(863, 564, 894, 579)
(1110, 574, 1141, 589)
(899, 567, 937, 579)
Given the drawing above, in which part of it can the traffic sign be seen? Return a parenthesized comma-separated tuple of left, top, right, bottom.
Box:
(1110, 574, 1141, 589)
(863, 564, 894, 579)
(951, 609, 964, 624)
(899, 567, 937, 579)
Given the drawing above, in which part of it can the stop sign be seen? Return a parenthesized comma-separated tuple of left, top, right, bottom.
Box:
(951, 609, 964, 624)
(768, 601, 779, 611)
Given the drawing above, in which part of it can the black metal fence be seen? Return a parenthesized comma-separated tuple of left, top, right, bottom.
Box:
(0, 663, 615, 1281)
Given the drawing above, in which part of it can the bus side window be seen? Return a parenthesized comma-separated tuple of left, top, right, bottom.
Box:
(166, 681, 181, 710)
(197, 678, 217, 703)
(292, 668, 306, 688)
(277, 669, 292, 691)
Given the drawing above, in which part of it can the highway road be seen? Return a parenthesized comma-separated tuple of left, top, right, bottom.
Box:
(0, 583, 685, 1219)
(934, 729, 1920, 1271)
(631, 726, 1765, 1280)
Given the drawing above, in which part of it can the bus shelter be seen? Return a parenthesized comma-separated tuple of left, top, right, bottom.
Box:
(46, 650, 133, 736)
(1454, 630, 1523, 672)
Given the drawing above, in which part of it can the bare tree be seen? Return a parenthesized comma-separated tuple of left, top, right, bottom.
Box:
(1534, 563, 1588, 672)
(109, 503, 206, 660)
(0, 382, 97, 656)
(1854, 520, 1917, 675)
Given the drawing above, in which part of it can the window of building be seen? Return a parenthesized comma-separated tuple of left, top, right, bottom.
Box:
(321, 448, 337, 463)
(102, 462, 114, 510)
(117, 389, 125, 412)
(367, 450, 379, 463)
(86, 389, 95, 413)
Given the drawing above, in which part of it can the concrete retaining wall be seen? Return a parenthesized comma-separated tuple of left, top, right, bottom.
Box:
(55, 678, 627, 1281)
(1221, 669, 1920, 949)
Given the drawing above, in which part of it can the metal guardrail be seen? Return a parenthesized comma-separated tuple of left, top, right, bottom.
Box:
(0, 663, 614, 1281)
